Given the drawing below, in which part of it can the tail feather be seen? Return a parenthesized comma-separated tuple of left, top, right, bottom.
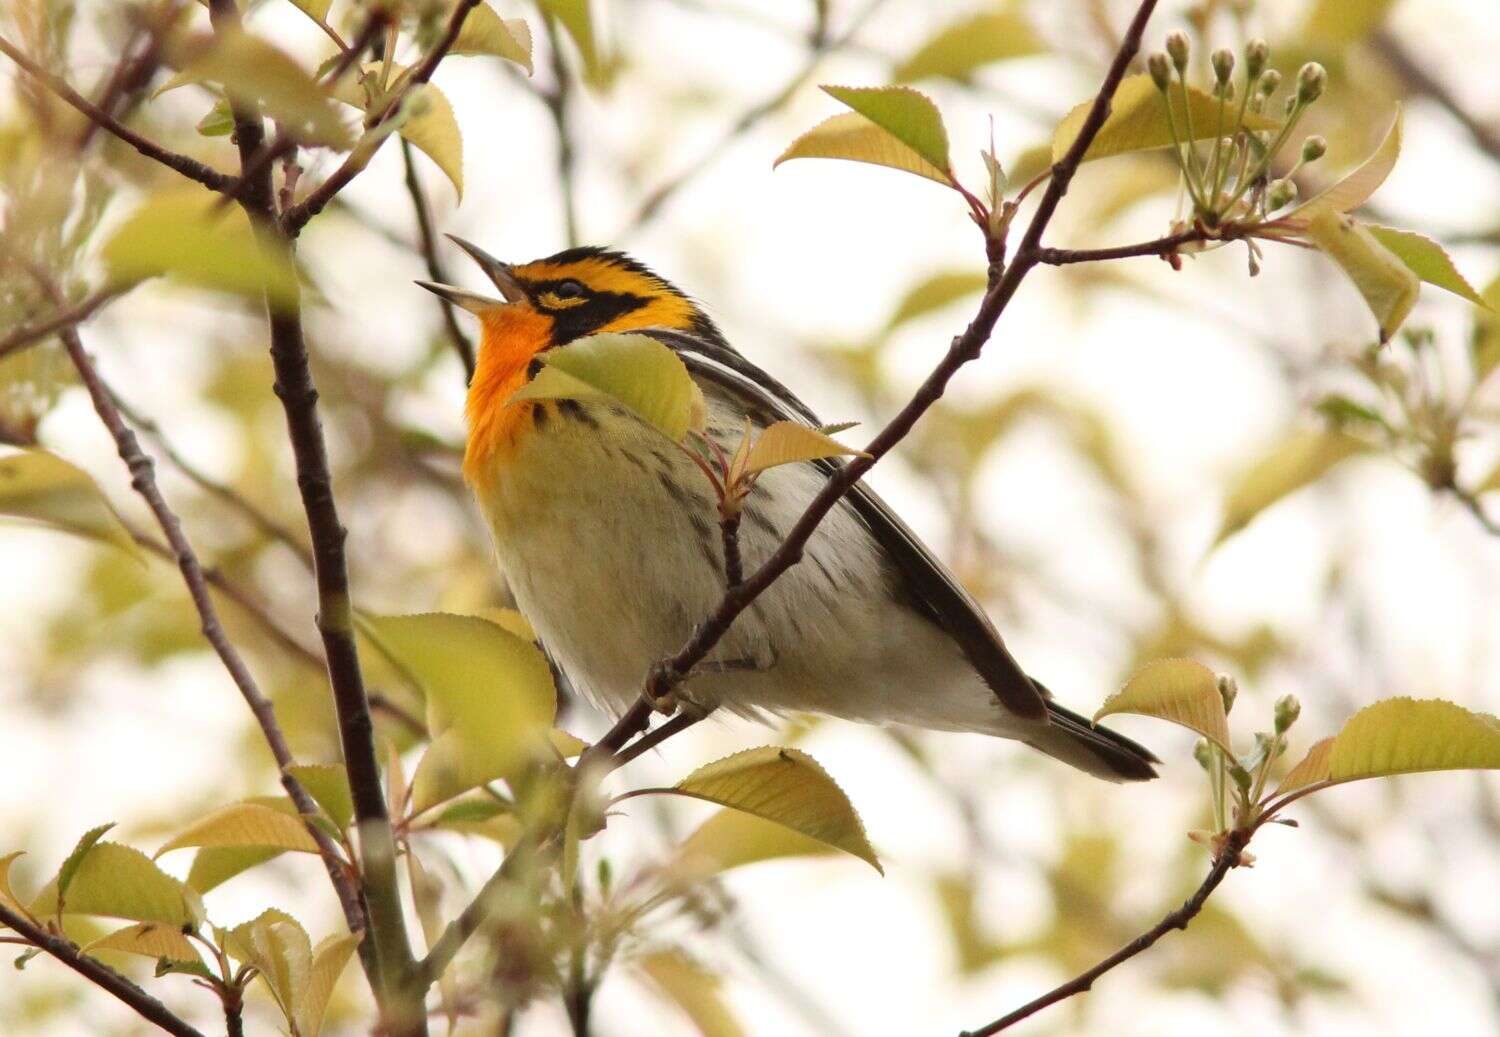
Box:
(1026, 701, 1159, 782)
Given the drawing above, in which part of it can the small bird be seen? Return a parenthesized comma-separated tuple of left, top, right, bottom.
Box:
(419, 242, 1157, 781)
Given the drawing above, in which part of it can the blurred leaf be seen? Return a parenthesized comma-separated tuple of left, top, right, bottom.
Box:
(550, 728, 587, 758)
(1366, 226, 1488, 307)
(333, 66, 464, 198)
(31, 844, 198, 927)
(644, 747, 881, 873)
(286, 0, 332, 24)
(1287, 109, 1402, 225)
(156, 801, 321, 857)
(454, 3, 533, 73)
(84, 922, 199, 964)
(538, 0, 601, 82)
(0, 450, 137, 556)
(511, 333, 702, 442)
(1308, 212, 1420, 343)
(187, 846, 284, 894)
(1476, 460, 1500, 496)
(1094, 658, 1231, 754)
(102, 186, 298, 304)
(1052, 74, 1278, 163)
(196, 98, 234, 137)
(671, 808, 837, 882)
(637, 949, 747, 1037)
(1474, 276, 1500, 382)
(420, 797, 523, 845)
(894, 9, 1042, 83)
(0, 851, 28, 917)
(743, 422, 864, 475)
(288, 763, 355, 830)
(1302, 0, 1395, 45)
(934, 873, 1003, 973)
(1217, 429, 1370, 542)
(775, 112, 952, 185)
(821, 85, 952, 176)
(887, 271, 988, 330)
(362, 613, 555, 815)
(298, 932, 362, 1037)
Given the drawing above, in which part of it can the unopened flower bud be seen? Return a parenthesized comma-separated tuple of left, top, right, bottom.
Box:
(1217, 674, 1238, 714)
(1301, 134, 1327, 162)
(1274, 694, 1302, 733)
(1267, 178, 1298, 210)
(1258, 69, 1282, 96)
(1148, 52, 1172, 91)
(1166, 30, 1191, 72)
(1297, 61, 1327, 104)
(1212, 47, 1235, 84)
(1193, 737, 1215, 770)
(1244, 39, 1269, 79)
(1284, 94, 1299, 116)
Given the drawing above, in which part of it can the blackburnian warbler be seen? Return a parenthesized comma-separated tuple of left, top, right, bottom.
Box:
(419, 241, 1157, 781)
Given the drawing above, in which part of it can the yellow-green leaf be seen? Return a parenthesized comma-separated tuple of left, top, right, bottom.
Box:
(0, 450, 137, 556)
(0, 851, 28, 918)
(85, 922, 200, 964)
(886, 270, 988, 330)
(454, 3, 533, 73)
(58, 823, 116, 901)
(187, 846, 285, 894)
(743, 421, 865, 475)
(288, 763, 355, 830)
(102, 186, 298, 304)
(1218, 429, 1370, 542)
(1308, 211, 1420, 343)
(157, 801, 321, 857)
(671, 808, 837, 882)
(1094, 658, 1232, 754)
(1302, 0, 1395, 45)
(298, 932, 362, 1037)
(894, 10, 1043, 83)
(248, 916, 312, 1024)
(363, 612, 555, 813)
(774, 111, 953, 185)
(1367, 226, 1488, 308)
(1051, 74, 1279, 163)
(333, 66, 464, 199)
(637, 949, 747, 1037)
(510, 333, 702, 442)
(1287, 109, 1402, 225)
(538, 0, 601, 82)
(821, 85, 952, 176)
(222, 907, 298, 964)
(31, 844, 197, 927)
(287, 0, 332, 25)
(1475, 276, 1500, 384)
(646, 747, 881, 873)
(1330, 698, 1500, 783)
(1273, 736, 1333, 797)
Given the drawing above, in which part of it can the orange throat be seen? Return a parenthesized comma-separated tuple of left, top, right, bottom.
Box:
(463, 305, 554, 482)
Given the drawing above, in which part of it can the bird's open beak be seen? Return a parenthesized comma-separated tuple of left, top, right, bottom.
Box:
(414, 235, 529, 313)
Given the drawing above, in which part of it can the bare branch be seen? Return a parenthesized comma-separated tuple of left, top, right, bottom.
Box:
(539, 14, 580, 247)
(402, 137, 476, 378)
(0, 286, 129, 363)
(1374, 31, 1500, 165)
(1035, 228, 1212, 265)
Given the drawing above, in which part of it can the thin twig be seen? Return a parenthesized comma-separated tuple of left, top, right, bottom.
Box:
(1451, 485, 1500, 537)
(0, 902, 207, 1037)
(1373, 31, 1500, 165)
(401, 137, 476, 378)
(0, 34, 235, 192)
(1035, 227, 1211, 265)
(0, 285, 129, 363)
(539, 14, 580, 247)
(719, 511, 744, 588)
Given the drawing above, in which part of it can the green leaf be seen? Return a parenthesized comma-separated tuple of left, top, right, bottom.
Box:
(1287, 109, 1402, 225)
(743, 421, 865, 475)
(288, 763, 355, 830)
(241, 914, 312, 1026)
(894, 9, 1043, 83)
(1307, 211, 1421, 343)
(453, 3, 533, 73)
(1094, 658, 1232, 754)
(886, 271, 988, 330)
(670, 808, 838, 882)
(1302, 0, 1395, 45)
(31, 844, 198, 927)
(0, 450, 138, 556)
(1475, 276, 1500, 384)
(102, 186, 298, 304)
(195, 98, 234, 137)
(642, 747, 881, 873)
(510, 333, 703, 442)
(1366, 226, 1489, 308)
(774, 112, 953, 185)
(821, 85, 952, 176)
(57, 823, 116, 903)
(85, 922, 200, 964)
(0, 852, 28, 918)
(156, 801, 321, 857)
(362, 613, 555, 814)
(333, 66, 464, 199)
(537, 0, 601, 82)
(637, 949, 748, 1037)
(1217, 429, 1370, 542)
(187, 846, 285, 894)
(286, 0, 332, 24)
(1051, 74, 1279, 163)
(1275, 699, 1500, 798)
(298, 932, 362, 1037)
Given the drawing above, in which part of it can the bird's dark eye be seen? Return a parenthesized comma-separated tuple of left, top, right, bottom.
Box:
(552, 279, 586, 299)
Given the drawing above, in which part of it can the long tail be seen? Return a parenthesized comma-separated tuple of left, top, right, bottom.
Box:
(1025, 701, 1159, 782)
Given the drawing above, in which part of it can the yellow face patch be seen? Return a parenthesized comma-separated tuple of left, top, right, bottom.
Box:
(510, 255, 701, 336)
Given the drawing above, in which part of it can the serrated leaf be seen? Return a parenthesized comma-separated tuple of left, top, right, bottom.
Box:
(333, 66, 464, 199)
(774, 111, 952, 185)
(1217, 429, 1370, 542)
(894, 10, 1043, 83)
(196, 98, 234, 136)
(1366, 226, 1488, 308)
(538, 0, 600, 82)
(57, 823, 115, 902)
(0, 852, 27, 919)
(1287, 109, 1402, 225)
(251, 918, 312, 1025)
(453, 3, 533, 73)
(510, 333, 701, 442)
(362, 613, 555, 815)
(157, 801, 321, 857)
(1273, 736, 1333, 797)
(85, 922, 200, 964)
(637, 949, 747, 1037)
(643, 747, 881, 873)
(1094, 658, 1232, 754)
(0, 450, 137, 556)
(298, 931, 362, 1037)
(288, 764, 354, 830)
(821, 85, 952, 176)
(187, 846, 285, 894)
(670, 808, 837, 882)
(31, 844, 197, 927)
(743, 421, 864, 475)
(1308, 212, 1420, 343)
(1051, 74, 1280, 163)
(886, 270, 989, 330)
(102, 186, 298, 304)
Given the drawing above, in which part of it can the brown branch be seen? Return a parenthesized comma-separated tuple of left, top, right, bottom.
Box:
(539, 14, 580, 247)
(0, 285, 129, 363)
(0, 34, 234, 192)
(0, 902, 207, 1037)
(401, 137, 475, 379)
(1035, 228, 1210, 265)
(719, 511, 744, 588)
(1373, 31, 1500, 166)
(959, 830, 1248, 1036)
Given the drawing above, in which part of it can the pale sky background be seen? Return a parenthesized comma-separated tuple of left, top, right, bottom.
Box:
(3, 0, 1500, 1034)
